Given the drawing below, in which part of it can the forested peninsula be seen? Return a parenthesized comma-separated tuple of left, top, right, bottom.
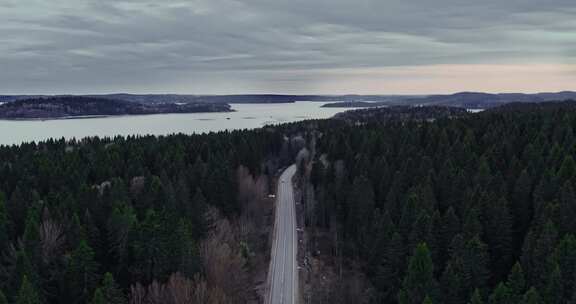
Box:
(0, 96, 232, 120)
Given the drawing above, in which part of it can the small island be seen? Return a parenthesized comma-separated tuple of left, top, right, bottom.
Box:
(0, 96, 233, 120)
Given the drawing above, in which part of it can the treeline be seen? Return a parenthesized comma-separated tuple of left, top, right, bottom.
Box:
(0, 96, 232, 119)
(0, 128, 294, 303)
(300, 102, 576, 303)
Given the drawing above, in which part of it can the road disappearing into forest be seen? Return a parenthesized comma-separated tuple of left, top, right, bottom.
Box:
(267, 165, 298, 304)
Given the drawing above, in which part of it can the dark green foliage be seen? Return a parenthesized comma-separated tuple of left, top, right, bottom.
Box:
(90, 289, 105, 304)
(523, 287, 542, 304)
(16, 275, 41, 304)
(422, 295, 433, 304)
(507, 263, 526, 302)
(398, 243, 438, 304)
(0, 194, 8, 251)
(468, 289, 483, 304)
(440, 263, 463, 304)
(544, 264, 563, 304)
(5, 101, 576, 302)
(65, 240, 100, 303)
(307, 104, 576, 303)
(94, 273, 125, 304)
(0, 127, 284, 303)
(0, 290, 6, 304)
(489, 282, 512, 304)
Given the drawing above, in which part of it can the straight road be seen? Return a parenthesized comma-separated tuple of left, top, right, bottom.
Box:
(267, 165, 298, 304)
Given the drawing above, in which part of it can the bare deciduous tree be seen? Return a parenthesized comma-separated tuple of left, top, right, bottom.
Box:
(39, 218, 65, 264)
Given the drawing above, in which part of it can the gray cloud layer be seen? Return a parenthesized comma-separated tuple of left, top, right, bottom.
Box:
(1, 0, 575, 94)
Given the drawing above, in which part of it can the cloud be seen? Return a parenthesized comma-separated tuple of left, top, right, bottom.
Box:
(0, 0, 575, 93)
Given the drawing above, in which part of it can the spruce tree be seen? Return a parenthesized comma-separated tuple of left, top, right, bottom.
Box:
(440, 263, 463, 304)
(97, 273, 125, 304)
(489, 282, 512, 304)
(512, 169, 532, 239)
(559, 182, 576, 234)
(0, 290, 7, 304)
(544, 264, 562, 304)
(439, 207, 460, 267)
(65, 240, 100, 303)
(461, 235, 490, 297)
(422, 295, 433, 304)
(90, 288, 105, 304)
(398, 243, 437, 304)
(0, 193, 9, 251)
(507, 262, 526, 303)
(484, 196, 513, 273)
(468, 289, 484, 304)
(16, 275, 40, 304)
(376, 232, 405, 302)
(551, 234, 576, 299)
(557, 155, 576, 182)
(523, 287, 541, 304)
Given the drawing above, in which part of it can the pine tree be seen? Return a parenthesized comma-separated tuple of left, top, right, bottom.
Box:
(176, 220, 200, 278)
(7, 186, 28, 235)
(523, 287, 541, 304)
(0, 289, 7, 304)
(557, 155, 576, 182)
(22, 209, 41, 261)
(346, 175, 375, 242)
(90, 288, 105, 304)
(398, 243, 437, 304)
(551, 234, 576, 299)
(489, 282, 512, 304)
(461, 235, 490, 297)
(16, 275, 40, 304)
(544, 264, 562, 304)
(107, 203, 137, 263)
(524, 220, 558, 285)
(96, 273, 125, 304)
(0, 193, 9, 251)
(507, 262, 526, 303)
(439, 207, 460, 267)
(512, 169, 532, 238)
(9, 250, 40, 299)
(468, 289, 484, 304)
(376, 232, 405, 302)
(559, 182, 576, 234)
(190, 188, 208, 237)
(440, 263, 463, 304)
(462, 208, 482, 240)
(65, 240, 100, 303)
(484, 197, 513, 281)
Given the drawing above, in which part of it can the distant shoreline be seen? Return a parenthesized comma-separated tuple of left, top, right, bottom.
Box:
(0, 96, 234, 120)
(0, 110, 239, 121)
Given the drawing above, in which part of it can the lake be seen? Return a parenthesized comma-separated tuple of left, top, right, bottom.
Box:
(0, 101, 352, 146)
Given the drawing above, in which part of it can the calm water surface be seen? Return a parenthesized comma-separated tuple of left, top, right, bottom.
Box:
(0, 102, 351, 146)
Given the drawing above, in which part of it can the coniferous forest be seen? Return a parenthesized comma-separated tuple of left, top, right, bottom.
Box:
(298, 102, 576, 303)
(0, 128, 299, 303)
(3, 102, 576, 303)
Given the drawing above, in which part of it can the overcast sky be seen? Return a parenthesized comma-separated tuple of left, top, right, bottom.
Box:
(1, 0, 575, 94)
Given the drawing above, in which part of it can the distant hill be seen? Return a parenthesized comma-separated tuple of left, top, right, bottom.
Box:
(321, 101, 382, 108)
(0, 94, 419, 104)
(397, 91, 576, 108)
(333, 105, 469, 124)
(1, 91, 574, 108)
(0, 96, 232, 119)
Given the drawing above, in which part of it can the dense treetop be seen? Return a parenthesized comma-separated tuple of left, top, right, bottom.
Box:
(0, 127, 290, 303)
(301, 102, 576, 303)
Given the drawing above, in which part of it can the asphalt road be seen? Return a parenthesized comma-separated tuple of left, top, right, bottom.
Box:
(267, 165, 298, 304)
